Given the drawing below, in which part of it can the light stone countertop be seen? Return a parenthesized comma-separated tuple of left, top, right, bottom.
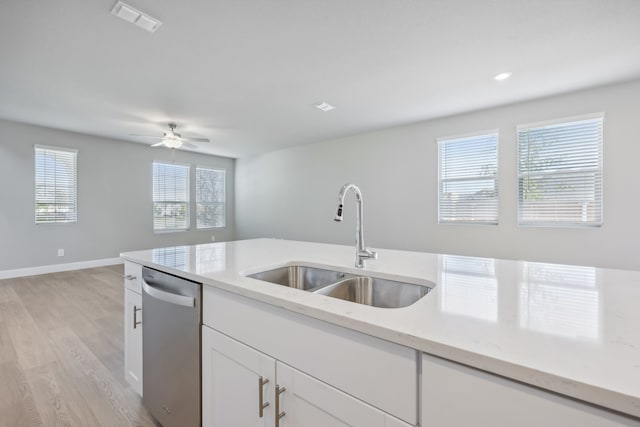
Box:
(120, 238, 640, 419)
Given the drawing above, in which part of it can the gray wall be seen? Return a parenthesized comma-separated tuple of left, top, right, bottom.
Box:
(235, 79, 640, 270)
(0, 119, 235, 270)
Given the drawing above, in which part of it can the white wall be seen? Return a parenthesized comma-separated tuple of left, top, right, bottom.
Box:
(236, 79, 640, 270)
(0, 119, 235, 271)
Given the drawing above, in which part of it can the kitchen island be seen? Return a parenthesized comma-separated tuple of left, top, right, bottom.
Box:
(121, 238, 640, 426)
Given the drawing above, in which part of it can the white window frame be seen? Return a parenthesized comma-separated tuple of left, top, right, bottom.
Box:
(437, 130, 499, 225)
(34, 144, 78, 224)
(195, 166, 226, 229)
(517, 113, 604, 228)
(152, 161, 190, 233)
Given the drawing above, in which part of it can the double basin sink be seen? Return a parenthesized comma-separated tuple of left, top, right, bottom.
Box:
(247, 265, 433, 309)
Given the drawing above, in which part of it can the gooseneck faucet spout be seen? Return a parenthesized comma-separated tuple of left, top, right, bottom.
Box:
(334, 183, 377, 268)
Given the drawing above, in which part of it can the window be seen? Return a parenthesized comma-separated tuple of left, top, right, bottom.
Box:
(517, 114, 603, 227)
(153, 162, 190, 231)
(35, 145, 78, 224)
(438, 132, 499, 224)
(196, 167, 225, 228)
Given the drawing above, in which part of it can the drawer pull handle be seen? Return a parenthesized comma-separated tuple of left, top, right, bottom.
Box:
(275, 385, 286, 426)
(258, 376, 270, 418)
(123, 275, 137, 281)
(133, 305, 142, 329)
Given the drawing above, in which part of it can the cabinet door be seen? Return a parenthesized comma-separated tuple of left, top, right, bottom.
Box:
(276, 362, 399, 427)
(202, 326, 276, 427)
(124, 288, 142, 395)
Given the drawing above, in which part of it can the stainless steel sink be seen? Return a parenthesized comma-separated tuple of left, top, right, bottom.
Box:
(313, 276, 432, 308)
(247, 265, 351, 291)
(247, 264, 434, 308)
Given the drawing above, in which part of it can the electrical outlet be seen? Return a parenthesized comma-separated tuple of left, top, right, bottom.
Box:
(57, 248, 64, 257)
(211, 235, 216, 242)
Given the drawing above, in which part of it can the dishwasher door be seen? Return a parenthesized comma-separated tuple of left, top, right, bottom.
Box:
(142, 267, 201, 427)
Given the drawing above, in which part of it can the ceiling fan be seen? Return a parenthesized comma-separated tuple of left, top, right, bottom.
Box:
(130, 123, 210, 149)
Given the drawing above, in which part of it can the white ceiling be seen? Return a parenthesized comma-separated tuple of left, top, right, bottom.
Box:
(1, 0, 639, 158)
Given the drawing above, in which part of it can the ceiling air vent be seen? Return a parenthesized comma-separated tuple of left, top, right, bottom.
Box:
(110, 1, 162, 33)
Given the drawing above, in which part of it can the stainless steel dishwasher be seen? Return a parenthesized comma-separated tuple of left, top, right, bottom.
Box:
(141, 266, 201, 427)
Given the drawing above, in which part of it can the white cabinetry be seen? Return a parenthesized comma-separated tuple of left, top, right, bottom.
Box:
(202, 286, 416, 426)
(124, 260, 142, 293)
(276, 361, 411, 427)
(202, 326, 411, 427)
(202, 326, 275, 427)
(421, 353, 640, 427)
(123, 261, 143, 396)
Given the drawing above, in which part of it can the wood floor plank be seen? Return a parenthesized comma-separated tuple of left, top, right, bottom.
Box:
(50, 276, 111, 322)
(0, 319, 17, 364)
(64, 304, 124, 359)
(47, 326, 156, 427)
(87, 270, 125, 302)
(76, 270, 123, 307)
(25, 362, 99, 427)
(0, 265, 158, 427)
(12, 277, 69, 329)
(74, 277, 119, 318)
(0, 403, 43, 427)
(0, 361, 44, 427)
(0, 279, 22, 303)
(1, 293, 56, 370)
(99, 350, 130, 389)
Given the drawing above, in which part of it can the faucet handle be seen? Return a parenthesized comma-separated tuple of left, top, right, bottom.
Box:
(355, 249, 377, 268)
(359, 249, 377, 260)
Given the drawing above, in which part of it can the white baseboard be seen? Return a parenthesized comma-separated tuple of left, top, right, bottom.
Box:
(0, 257, 124, 280)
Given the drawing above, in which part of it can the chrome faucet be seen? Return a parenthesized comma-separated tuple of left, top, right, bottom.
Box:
(334, 183, 377, 268)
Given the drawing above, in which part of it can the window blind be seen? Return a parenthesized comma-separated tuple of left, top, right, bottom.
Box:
(153, 162, 190, 231)
(438, 132, 498, 224)
(196, 167, 225, 228)
(518, 115, 603, 226)
(34, 145, 78, 224)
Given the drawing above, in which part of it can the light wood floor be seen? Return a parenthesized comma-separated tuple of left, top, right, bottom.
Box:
(0, 265, 158, 427)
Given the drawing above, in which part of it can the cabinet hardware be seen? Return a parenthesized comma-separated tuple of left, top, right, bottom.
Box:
(258, 376, 270, 418)
(133, 305, 142, 329)
(275, 385, 286, 427)
(123, 274, 137, 281)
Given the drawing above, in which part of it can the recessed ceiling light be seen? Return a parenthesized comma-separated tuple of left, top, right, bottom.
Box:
(494, 72, 512, 81)
(110, 1, 162, 33)
(314, 102, 335, 112)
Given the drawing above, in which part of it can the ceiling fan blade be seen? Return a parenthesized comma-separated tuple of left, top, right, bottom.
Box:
(181, 141, 198, 149)
(182, 137, 210, 143)
(130, 134, 163, 140)
(151, 142, 165, 147)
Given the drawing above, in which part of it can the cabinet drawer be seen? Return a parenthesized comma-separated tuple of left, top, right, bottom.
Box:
(123, 261, 142, 294)
(203, 286, 418, 425)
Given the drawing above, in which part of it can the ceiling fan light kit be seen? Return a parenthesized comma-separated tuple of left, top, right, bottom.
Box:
(161, 138, 182, 149)
(130, 123, 210, 150)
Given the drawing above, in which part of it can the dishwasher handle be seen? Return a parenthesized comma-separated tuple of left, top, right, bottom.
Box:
(142, 280, 195, 307)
